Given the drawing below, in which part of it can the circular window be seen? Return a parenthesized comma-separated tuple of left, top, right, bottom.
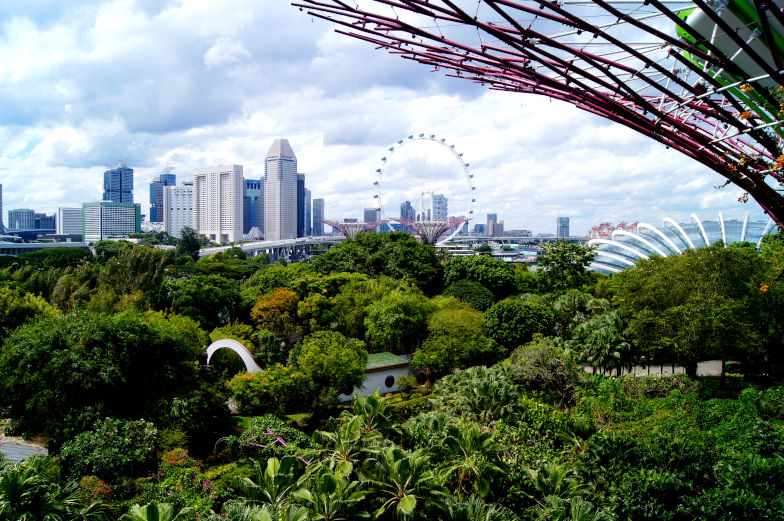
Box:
(385, 375, 395, 388)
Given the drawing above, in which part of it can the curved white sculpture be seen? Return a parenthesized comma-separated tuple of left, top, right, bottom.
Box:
(663, 218, 697, 250)
(611, 230, 668, 257)
(637, 222, 682, 254)
(206, 338, 263, 373)
(690, 213, 711, 248)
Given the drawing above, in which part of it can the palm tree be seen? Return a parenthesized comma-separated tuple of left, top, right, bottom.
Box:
(442, 495, 520, 521)
(525, 463, 586, 500)
(572, 311, 630, 376)
(312, 414, 384, 477)
(441, 424, 503, 499)
(359, 446, 447, 519)
(290, 466, 368, 520)
(234, 457, 298, 509)
(532, 495, 612, 521)
(350, 391, 395, 435)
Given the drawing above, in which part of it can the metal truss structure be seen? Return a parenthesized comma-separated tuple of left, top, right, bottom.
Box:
(318, 218, 388, 239)
(394, 216, 471, 244)
(295, 0, 784, 226)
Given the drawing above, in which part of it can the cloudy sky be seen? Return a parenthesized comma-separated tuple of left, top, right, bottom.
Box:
(0, 0, 770, 235)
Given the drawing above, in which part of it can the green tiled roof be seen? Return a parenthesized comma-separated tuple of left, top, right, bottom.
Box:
(366, 352, 408, 371)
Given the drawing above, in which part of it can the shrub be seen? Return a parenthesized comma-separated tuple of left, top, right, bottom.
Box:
(484, 299, 554, 352)
(227, 415, 316, 460)
(442, 280, 495, 311)
(60, 418, 159, 481)
(620, 374, 699, 400)
(226, 365, 313, 416)
(509, 336, 582, 408)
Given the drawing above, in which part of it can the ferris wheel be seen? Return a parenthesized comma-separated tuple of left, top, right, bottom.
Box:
(373, 133, 475, 242)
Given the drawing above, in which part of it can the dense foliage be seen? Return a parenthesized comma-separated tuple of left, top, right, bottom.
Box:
(0, 231, 782, 521)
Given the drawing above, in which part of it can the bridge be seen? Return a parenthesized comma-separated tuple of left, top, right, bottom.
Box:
(446, 236, 590, 246)
(199, 236, 344, 261)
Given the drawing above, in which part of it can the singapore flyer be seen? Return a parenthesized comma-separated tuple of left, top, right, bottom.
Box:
(374, 133, 475, 243)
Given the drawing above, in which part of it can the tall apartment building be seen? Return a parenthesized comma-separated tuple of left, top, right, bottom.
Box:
(297, 173, 306, 238)
(0, 184, 4, 231)
(432, 194, 448, 220)
(8, 209, 35, 230)
(57, 207, 84, 236)
(557, 216, 570, 237)
(264, 139, 297, 241)
(83, 201, 141, 242)
(312, 198, 324, 236)
(164, 182, 194, 239)
(193, 165, 243, 244)
(103, 163, 134, 203)
(149, 168, 176, 222)
(243, 179, 264, 235)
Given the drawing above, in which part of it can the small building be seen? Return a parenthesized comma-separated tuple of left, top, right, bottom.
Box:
(340, 352, 411, 401)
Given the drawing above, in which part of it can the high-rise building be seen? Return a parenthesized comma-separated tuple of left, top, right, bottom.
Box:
(193, 165, 243, 244)
(305, 189, 312, 236)
(57, 207, 84, 236)
(364, 207, 381, 231)
(297, 173, 306, 238)
(8, 209, 35, 230)
(0, 184, 4, 231)
(103, 163, 134, 203)
(264, 138, 298, 241)
(490, 220, 505, 237)
(34, 212, 55, 230)
(312, 198, 324, 236)
(432, 194, 448, 220)
(82, 201, 141, 242)
(243, 179, 264, 235)
(557, 216, 570, 237)
(149, 168, 176, 223)
(400, 201, 415, 220)
(473, 223, 487, 236)
(164, 182, 194, 239)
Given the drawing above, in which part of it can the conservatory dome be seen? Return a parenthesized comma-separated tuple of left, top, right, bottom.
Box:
(589, 213, 776, 274)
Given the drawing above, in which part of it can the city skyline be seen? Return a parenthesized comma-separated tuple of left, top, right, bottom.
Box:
(0, 1, 773, 235)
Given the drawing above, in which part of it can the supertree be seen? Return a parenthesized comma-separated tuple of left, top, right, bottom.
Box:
(318, 218, 388, 239)
(393, 216, 471, 244)
(295, 0, 784, 226)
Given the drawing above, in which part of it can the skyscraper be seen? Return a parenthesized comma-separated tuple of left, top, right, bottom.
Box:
(164, 182, 194, 239)
(297, 173, 306, 238)
(243, 179, 264, 234)
(34, 213, 55, 230)
(557, 216, 570, 237)
(305, 189, 312, 236)
(264, 138, 298, 241)
(364, 207, 381, 231)
(103, 163, 134, 203)
(149, 168, 176, 223)
(0, 184, 4, 231)
(193, 165, 243, 244)
(432, 194, 448, 220)
(312, 198, 324, 236)
(400, 201, 415, 220)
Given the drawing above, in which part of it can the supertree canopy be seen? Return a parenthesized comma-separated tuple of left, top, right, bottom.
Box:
(295, 0, 784, 226)
(318, 218, 388, 239)
(394, 216, 471, 244)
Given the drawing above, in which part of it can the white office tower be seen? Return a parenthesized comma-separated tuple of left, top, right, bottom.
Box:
(193, 165, 243, 244)
(57, 207, 83, 235)
(264, 138, 298, 240)
(164, 182, 194, 239)
(432, 194, 448, 220)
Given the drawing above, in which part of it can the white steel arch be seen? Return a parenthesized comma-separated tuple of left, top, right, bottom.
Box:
(206, 338, 262, 374)
(611, 229, 668, 257)
(741, 212, 750, 242)
(663, 218, 696, 249)
(636, 222, 682, 254)
(758, 220, 777, 247)
(719, 212, 727, 246)
(587, 238, 649, 260)
(690, 213, 711, 247)
(594, 250, 638, 267)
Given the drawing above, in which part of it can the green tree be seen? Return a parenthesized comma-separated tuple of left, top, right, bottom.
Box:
(364, 290, 430, 354)
(537, 239, 597, 293)
(483, 299, 554, 352)
(311, 232, 443, 295)
(290, 466, 367, 521)
(169, 275, 241, 331)
(0, 283, 57, 339)
(442, 255, 516, 300)
(292, 331, 368, 401)
(571, 311, 630, 375)
(0, 310, 228, 449)
(441, 424, 503, 499)
(177, 226, 201, 261)
(442, 279, 495, 311)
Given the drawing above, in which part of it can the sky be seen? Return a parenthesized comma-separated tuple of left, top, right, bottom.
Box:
(0, 0, 771, 235)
